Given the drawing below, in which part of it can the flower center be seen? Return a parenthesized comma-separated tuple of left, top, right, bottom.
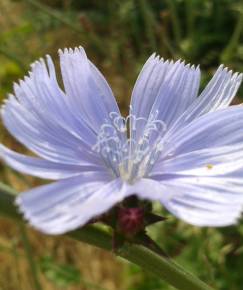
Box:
(92, 109, 167, 183)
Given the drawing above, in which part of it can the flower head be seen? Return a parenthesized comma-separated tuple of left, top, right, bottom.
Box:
(1, 47, 243, 234)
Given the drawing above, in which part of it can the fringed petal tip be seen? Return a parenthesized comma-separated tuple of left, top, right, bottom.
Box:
(14, 178, 123, 235)
(58, 46, 86, 57)
(147, 53, 201, 72)
(5, 46, 90, 101)
(15, 196, 58, 235)
(15, 195, 40, 232)
(15, 195, 57, 235)
(14, 193, 74, 235)
(0, 144, 4, 158)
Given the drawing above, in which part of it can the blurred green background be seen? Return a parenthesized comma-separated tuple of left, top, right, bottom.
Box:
(0, 0, 243, 289)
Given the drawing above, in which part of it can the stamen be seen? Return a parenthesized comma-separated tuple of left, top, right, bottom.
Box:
(92, 110, 167, 183)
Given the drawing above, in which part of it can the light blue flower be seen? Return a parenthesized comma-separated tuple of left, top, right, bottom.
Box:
(1, 47, 242, 234)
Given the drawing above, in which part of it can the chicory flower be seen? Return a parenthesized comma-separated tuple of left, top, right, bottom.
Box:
(0, 47, 242, 234)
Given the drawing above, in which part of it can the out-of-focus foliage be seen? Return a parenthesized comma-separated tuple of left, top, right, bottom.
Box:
(0, 0, 242, 289)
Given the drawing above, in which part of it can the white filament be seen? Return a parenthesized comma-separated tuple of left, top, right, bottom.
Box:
(93, 109, 167, 183)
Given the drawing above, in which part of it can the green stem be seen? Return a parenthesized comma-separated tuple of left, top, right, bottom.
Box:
(165, 0, 182, 48)
(120, 245, 212, 290)
(11, 239, 23, 290)
(71, 227, 213, 290)
(0, 184, 42, 289)
(25, 0, 81, 33)
(24, 0, 105, 55)
(0, 47, 27, 70)
(19, 223, 43, 290)
(0, 183, 214, 290)
(0, 183, 20, 219)
(185, 0, 195, 40)
(221, 12, 243, 63)
(138, 0, 157, 52)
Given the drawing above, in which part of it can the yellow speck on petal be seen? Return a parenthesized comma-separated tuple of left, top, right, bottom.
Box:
(206, 164, 213, 170)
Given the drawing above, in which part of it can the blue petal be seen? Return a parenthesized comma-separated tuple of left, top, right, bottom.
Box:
(151, 145, 243, 207)
(130, 55, 200, 140)
(59, 47, 121, 133)
(152, 145, 243, 176)
(150, 107, 243, 226)
(121, 177, 243, 227)
(16, 56, 97, 147)
(1, 96, 101, 165)
(0, 145, 106, 179)
(122, 178, 170, 203)
(149, 62, 200, 128)
(16, 173, 119, 234)
(161, 179, 243, 226)
(169, 66, 242, 133)
(161, 105, 243, 158)
(1, 54, 106, 165)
